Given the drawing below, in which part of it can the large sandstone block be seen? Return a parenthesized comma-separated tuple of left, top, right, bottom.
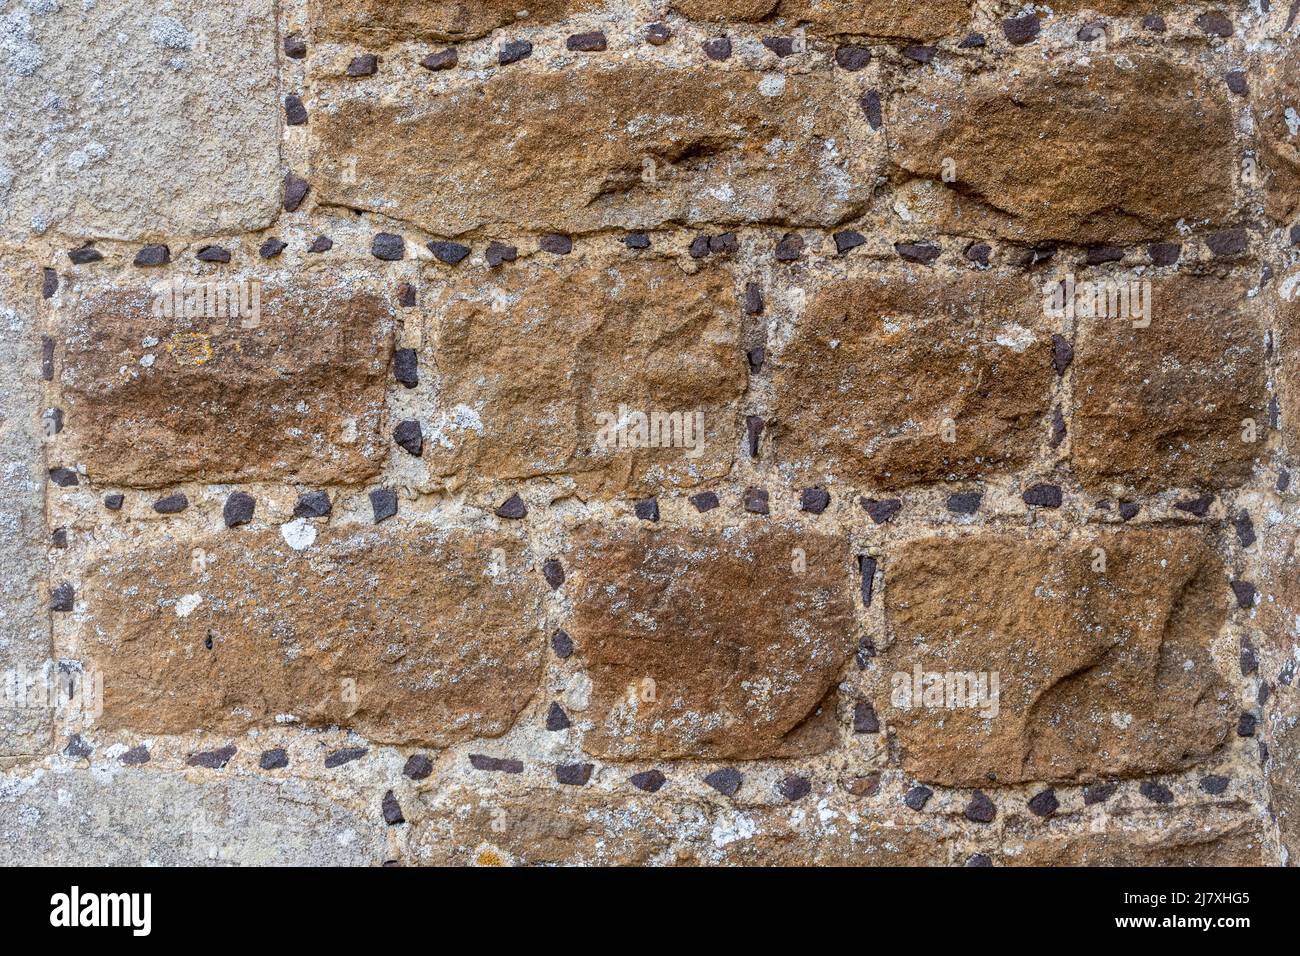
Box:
(1009, 815, 1270, 867)
(85, 528, 545, 745)
(314, 0, 600, 43)
(413, 785, 954, 865)
(771, 270, 1053, 489)
(0, 0, 280, 241)
(1071, 276, 1265, 494)
(0, 264, 51, 755)
(427, 261, 744, 496)
(1254, 34, 1300, 224)
(888, 56, 1236, 244)
(872, 531, 1233, 787)
(312, 66, 876, 235)
(0, 768, 387, 866)
(568, 525, 857, 760)
(58, 282, 394, 487)
(671, 0, 970, 40)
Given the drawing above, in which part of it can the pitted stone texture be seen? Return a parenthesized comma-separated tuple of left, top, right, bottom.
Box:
(873, 531, 1232, 787)
(0, 0, 279, 241)
(671, 0, 970, 41)
(1256, 521, 1300, 863)
(58, 283, 394, 487)
(1254, 34, 1300, 224)
(1008, 814, 1269, 866)
(568, 525, 856, 760)
(0, 768, 386, 865)
(84, 527, 544, 745)
(1071, 277, 1265, 494)
(412, 784, 954, 865)
(772, 270, 1052, 489)
(315, 0, 599, 43)
(312, 66, 876, 235)
(1276, 261, 1300, 458)
(888, 55, 1236, 244)
(0, 266, 51, 755)
(428, 261, 744, 497)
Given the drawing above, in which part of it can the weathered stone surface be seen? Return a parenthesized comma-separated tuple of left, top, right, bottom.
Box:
(0, 768, 386, 865)
(412, 784, 954, 865)
(58, 282, 394, 487)
(872, 531, 1233, 787)
(427, 261, 744, 497)
(1276, 260, 1300, 461)
(1255, 37, 1300, 224)
(771, 270, 1052, 489)
(84, 527, 545, 745)
(1008, 815, 1269, 867)
(0, 266, 50, 755)
(0, 0, 280, 241)
(671, 0, 970, 41)
(568, 525, 856, 760)
(314, 0, 598, 43)
(1071, 277, 1265, 494)
(312, 66, 876, 235)
(888, 56, 1236, 244)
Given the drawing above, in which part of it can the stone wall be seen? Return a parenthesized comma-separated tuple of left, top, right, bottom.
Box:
(1, 0, 1297, 866)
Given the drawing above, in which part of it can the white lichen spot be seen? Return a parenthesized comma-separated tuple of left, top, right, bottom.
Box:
(281, 518, 316, 551)
(175, 593, 203, 618)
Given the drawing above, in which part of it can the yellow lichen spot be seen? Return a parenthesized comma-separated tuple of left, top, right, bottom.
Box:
(167, 332, 213, 366)
(473, 845, 508, 867)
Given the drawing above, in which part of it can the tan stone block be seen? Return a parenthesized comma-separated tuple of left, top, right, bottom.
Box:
(568, 524, 857, 760)
(888, 56, 1237, 244)
(1071, 276, 1265, 494)
(85, 527, 545, 745)
(872, 530, 1233, 787)
(427, 260, 744, 496)
(771, 269, 1053, 489)
(312, 66, 876, 235)
(58, 282, 394, 487)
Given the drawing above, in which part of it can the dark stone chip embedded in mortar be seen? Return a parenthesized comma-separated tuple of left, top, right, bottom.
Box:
(284, 94, 308, 125)
(393, 419, 423, 456)
(690, 491, 719, 513)
(567, 31, 607, 52)
(371, 233, 405, 260)
(834, 229, 866, 254)
(187, 745, 237, 769)
(420, 49, 458, 71)
(307, 235, 332, 253)
(545, 702, 571, 731)
(1084, 782, 1118, 805)
(347, 54, 378, 76)
(704, 767, 742, 796)
(1002, 14, 1040, 45)
(259, 748, 289, 770)
(801, 488, 830, 514)
(1022, 483, 1062, 508)
(895, 241, 940, 264)
(645, 23, 671, 45)
(403, 754, 433, 780)
(428, 240, 470, 264)
(778, 775, 811, 802)
(469, 754, 523, 773)
(634, 498, 659, 522)
(1027, 788, 1058, 817)
(703, 37, 731, 61)
(153, 493, 188, 514)
(1200, 774, 1229, 795)
(904, 785, 932, 810)
(48, 467, 79, 487)
(120, 745, 150, 766)
(835, 45, 871, 71)
(1139, 780, 1173, 804)
(223, 492, 255, 527)
(861, 497, 901, 524)
(630, 770, 666, 793)
(324, 747, 368, 769)
(1175, 494, 1215, 517)
(495, 494, 527, 519)
(393, 348, 419, 388)
(774, 233, 804, 261)
(556, 762, 594, 785)
(1230, 580, 1256, 609)
(947, 491, 982, 514)
(540, 233, 572, 255)
(133, 244, 170, 266)
(50, 582, 75, 612)
(370, 487, 398, 523)
(382, 790, 405, 825)
(283, 173, 309, 211)
(743, 487, 769, 514)
(294, 490, 332, 518)
(965, 790, 996, 823)
(104, 493, 124, 511)
(551, 629, 574, 659)
(69, 245, 103, 264)
(259, 238, 286, 259)
(499, 40, 533, 65)
(197, 245, 231, 263)
(485, 241, 517, 266)
(542, 558, 565, 589)
(853, 701, 879, 734)
(762, 36, 795, 57)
